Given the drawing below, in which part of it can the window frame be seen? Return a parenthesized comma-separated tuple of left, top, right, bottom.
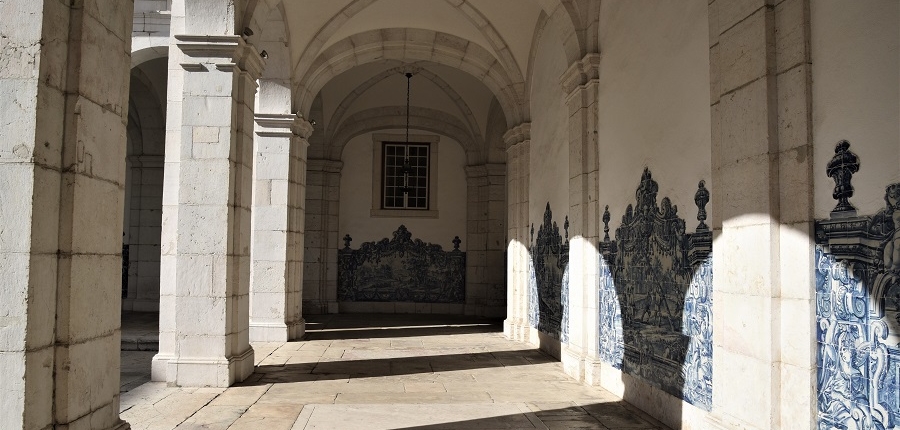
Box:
(371, 133, 440, 218)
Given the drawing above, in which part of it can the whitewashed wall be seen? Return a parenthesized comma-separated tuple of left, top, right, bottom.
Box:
(528, 16, 569, 225)
(597, 0, 713, 229)
(339, 130, 468, 249)
(812, 0, 900, 216)
(593, 0, 712, 428)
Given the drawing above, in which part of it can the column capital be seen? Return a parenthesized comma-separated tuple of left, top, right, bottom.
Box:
(255, 113, 315, 140)
(560, 53, 601, 95)
(503, 122, 531, 151)
(175, 35, 265, 80)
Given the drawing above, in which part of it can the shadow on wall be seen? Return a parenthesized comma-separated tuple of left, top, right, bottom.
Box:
(525, 169, 712, 426)
(528, 203, 570, 346)
(596, 168, 713, 420)
(814, 141, 900, 429)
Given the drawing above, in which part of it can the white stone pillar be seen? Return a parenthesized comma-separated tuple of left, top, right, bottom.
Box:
(706, 1, 815, 428)
(0, 1, 133, 428)
(153, 35, 264, 387)
(503, 124, 531, 342)
(249, 114, 312, 341)
(302, 159, 343, 315)
(560, 54, 603, 384)
(464, 164, 507, 317)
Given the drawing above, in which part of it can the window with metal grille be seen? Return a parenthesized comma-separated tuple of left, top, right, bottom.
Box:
(382, 142, 430, 210)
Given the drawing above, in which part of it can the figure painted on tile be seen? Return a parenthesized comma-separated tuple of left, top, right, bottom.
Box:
(598, 168, 713, 410)
(873, 184, 900, 344)
(337, 225, 465, 303)
(819, 323, 881, 430)
(529, 204, 569, 339)
(882, 184, 900, 264)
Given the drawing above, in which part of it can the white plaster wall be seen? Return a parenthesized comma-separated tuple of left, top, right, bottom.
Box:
(593, 0, 712, 427)
(528, 18, 569, 224)
(339, 130, 468, 250)
(812, 1, 900, 217)
(596, 0, 712, 232)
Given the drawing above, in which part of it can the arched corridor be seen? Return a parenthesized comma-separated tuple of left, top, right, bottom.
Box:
(2, 0, 898, 429)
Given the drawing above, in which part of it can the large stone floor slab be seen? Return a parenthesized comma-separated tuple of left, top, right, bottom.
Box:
(120, 314, 668, 429)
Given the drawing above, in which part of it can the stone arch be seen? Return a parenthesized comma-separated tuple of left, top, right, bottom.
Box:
(524, 7, 584, 118)
(290, 0, 378, 82)
(557, 0, 600, 60)
(295, 29, 524, 125)
(127, 68, 166, 156)
(439, 0, 525, 84)
(484, 98, 509, 164)
(290, 0, 579, 84)
(131, 45, 169, 68)
(325, 63, 484, 149)
(330, 106, 483, 164)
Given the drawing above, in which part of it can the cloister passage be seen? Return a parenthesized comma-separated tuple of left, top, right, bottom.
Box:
(4, 1, 898, 429)
(118, 313, 668, 429)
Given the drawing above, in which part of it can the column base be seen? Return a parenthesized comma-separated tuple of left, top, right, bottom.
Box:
(249, 319, 306, 342)
(108, 420, 131, 430)
(503, 318, 531, 342)
(503, 318, 517, 339)
(150, 352, 173, 382)
(583, 357, 605, 386)
(150, 346, 254, 387)
(561, 344, 585, 381)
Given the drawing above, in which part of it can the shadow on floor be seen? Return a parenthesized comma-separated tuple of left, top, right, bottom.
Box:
(304, 313, 503, 337)
(241, 348, 555, 386)
(397, 402, 660, 430)
(303, 322, 501, 340)
(292, 401, 669, 430)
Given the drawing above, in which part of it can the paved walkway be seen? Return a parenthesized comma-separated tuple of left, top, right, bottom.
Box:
(120, 314, 668, 429)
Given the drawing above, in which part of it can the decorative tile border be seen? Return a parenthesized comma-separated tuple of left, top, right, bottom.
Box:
(598, 168, 713, 410)
(529, 203, 570, 341)
(337, 225, 466, 303)
(815, 141, 900, 429)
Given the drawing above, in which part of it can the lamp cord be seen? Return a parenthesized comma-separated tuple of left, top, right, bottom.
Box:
(405, 72, 412, 145)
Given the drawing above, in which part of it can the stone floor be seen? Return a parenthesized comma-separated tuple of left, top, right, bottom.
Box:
(120, 314, 669, 429)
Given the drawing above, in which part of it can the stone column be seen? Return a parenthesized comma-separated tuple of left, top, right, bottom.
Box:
(464, 164, 507, 317)
(302, 159, 343, 315)
(560, 53, 602, 383)
(706, 1, 814, 428)
(249, 114, 312, 341)
(503, 124, 531, 342)
(152, 35, 263, 387)
(0, 1, 133, 428)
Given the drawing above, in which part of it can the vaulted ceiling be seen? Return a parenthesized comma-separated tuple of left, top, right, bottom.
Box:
(238, 0, 599, 161)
